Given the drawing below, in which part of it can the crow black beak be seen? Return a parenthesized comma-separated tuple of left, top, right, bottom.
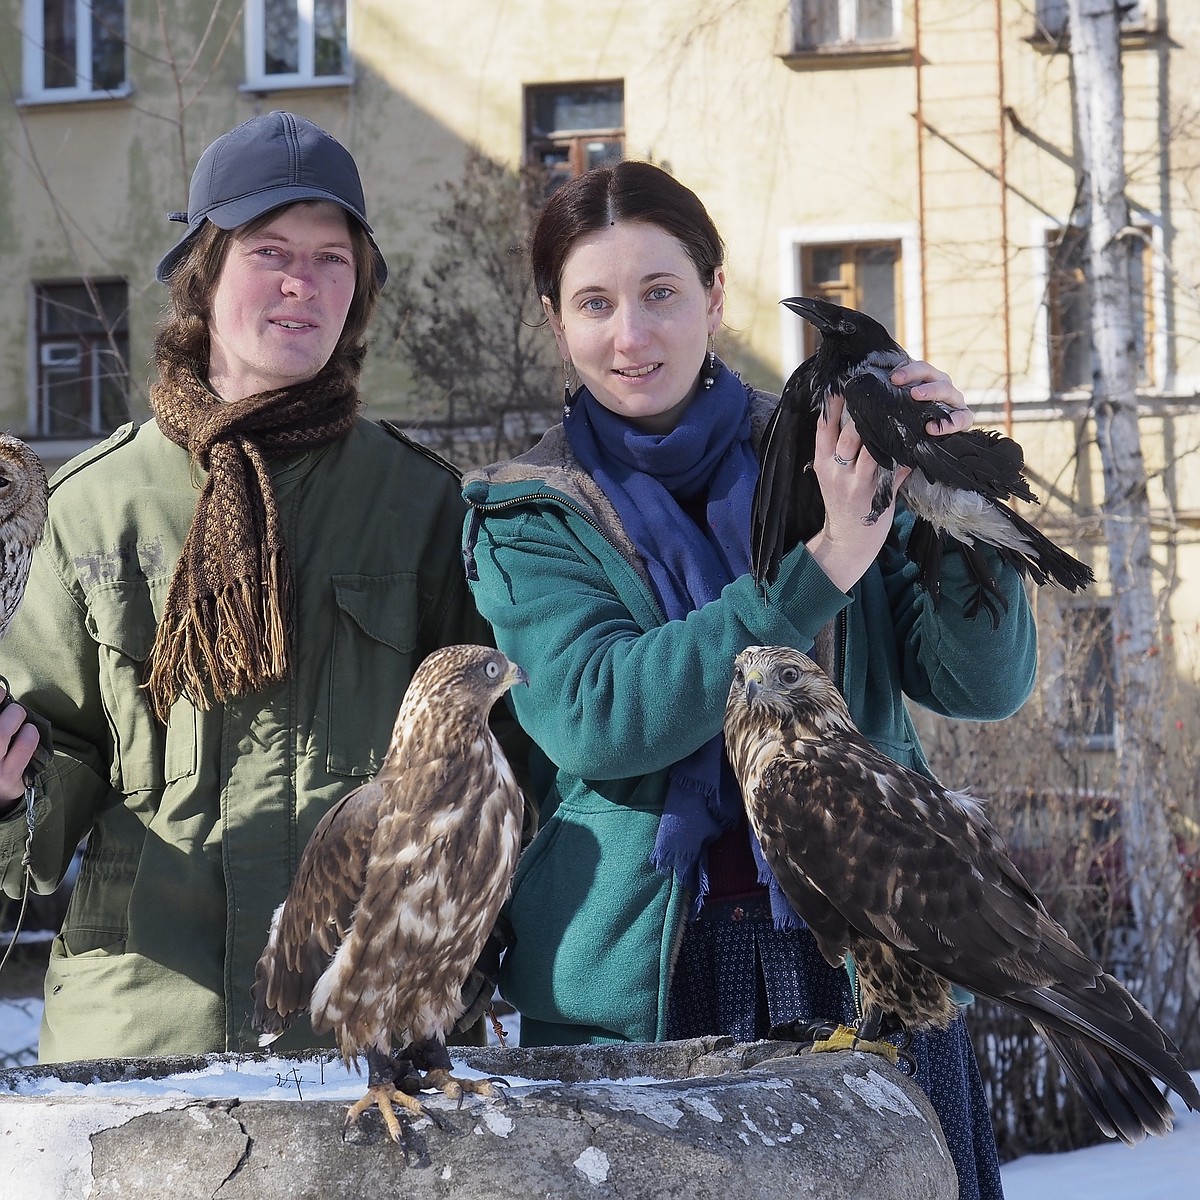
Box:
(781, 295, 833, 332)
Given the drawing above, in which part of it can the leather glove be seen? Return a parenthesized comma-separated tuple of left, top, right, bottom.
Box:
(451, 912, 514, 1036)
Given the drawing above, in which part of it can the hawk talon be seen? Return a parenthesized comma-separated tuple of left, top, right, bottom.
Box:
(768, 1017, 839, 1046)
(481, 1074, 514, 1106)
(809, 1023, 903, 1068)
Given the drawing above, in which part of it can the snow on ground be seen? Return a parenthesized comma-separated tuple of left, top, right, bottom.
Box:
(998, 1075, 1200, 1200)
(1, 992, 1196, 1196)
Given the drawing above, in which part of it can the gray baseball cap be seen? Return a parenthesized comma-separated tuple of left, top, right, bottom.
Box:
(155, 110, 388, 285)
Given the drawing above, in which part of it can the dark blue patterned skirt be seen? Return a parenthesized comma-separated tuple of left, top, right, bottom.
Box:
(665, 897, 1004, 1200)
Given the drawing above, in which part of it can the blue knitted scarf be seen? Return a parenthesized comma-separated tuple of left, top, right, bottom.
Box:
(565, 363, 801, 928)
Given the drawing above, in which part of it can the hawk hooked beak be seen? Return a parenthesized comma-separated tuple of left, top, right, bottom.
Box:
(744, 668, 764, 703)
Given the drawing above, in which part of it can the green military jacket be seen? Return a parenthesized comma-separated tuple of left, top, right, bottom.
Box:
(0, 417, 489, 1062)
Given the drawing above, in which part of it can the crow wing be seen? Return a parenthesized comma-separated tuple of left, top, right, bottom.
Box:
(842, 369, 1035, 503)
(751, 365, 825, 586)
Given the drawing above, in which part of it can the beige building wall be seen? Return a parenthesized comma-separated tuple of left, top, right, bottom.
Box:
(2, 1, 1199, 783)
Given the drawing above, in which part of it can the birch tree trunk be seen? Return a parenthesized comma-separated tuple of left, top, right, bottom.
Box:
(1066, 0, 1200, 1029)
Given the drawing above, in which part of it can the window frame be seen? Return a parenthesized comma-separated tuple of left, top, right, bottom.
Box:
(797, 241, 906, 358)
(1035, 0, 1146, 40)
(243, 0, 353, 93)
(1046, 597, 1118, 752)
(30, 277, 131, 440)
(21, 0, 130, 104)
(780, 223, 922, 373)
(791, 0, 903, 52)
(1041, 218, 1159, 396)
(524, 81, 624, 192)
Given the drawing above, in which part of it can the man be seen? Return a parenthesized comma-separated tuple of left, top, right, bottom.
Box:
(0, 111, 496, 1061)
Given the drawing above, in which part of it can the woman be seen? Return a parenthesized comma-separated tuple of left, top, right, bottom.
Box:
(461, 160, 1035, 1199)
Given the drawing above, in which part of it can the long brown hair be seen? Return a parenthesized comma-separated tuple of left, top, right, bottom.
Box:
(154, 201, 381, 378)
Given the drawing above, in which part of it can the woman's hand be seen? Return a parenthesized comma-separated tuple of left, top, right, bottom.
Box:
(804, 394, 911, 593)
(890, 360, 973, 435)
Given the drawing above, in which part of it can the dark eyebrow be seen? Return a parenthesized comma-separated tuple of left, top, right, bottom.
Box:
(567, 271, 683, 304)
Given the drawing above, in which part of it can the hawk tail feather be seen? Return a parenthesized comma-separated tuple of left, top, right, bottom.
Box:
(1032, 1020, 1179, 1145)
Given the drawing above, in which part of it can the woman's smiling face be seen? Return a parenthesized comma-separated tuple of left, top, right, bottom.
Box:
(545, 220, 725, 434)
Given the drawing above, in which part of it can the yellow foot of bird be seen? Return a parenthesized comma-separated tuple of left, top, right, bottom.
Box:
(421, 1067, 509, 1108)
(809, 1023, 901, 1067)
(344, 1083, 429, 1143)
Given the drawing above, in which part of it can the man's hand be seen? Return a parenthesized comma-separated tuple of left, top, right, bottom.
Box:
(451, 914, 514, 1037)
(0, 681, 50, 814)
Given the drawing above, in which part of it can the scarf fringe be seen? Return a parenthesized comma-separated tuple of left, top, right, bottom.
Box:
(145, 551, 293, 722)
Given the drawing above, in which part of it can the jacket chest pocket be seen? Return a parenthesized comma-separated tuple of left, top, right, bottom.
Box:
(328, 573, 419, 777)
(85, 581, 197, 793)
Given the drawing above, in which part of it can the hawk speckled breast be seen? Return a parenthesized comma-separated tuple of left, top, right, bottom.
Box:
(723, 643, 1200, 1146)
(252, 643, 527, 1142)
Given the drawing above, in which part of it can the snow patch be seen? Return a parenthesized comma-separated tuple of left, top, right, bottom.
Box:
(479, 1108, 515, 1138)
(574, 1145, 610, 1184)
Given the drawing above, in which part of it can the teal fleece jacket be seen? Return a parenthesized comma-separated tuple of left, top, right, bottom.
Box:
(461, 392, 1037, 1046)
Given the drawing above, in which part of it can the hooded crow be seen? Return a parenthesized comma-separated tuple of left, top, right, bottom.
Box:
(751, 296, 1093, 624)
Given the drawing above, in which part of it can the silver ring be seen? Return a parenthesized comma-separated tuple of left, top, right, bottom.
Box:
(832, 452, 852, 467)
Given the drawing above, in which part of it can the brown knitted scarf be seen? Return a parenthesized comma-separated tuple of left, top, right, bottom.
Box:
(145, 354, 360, 722)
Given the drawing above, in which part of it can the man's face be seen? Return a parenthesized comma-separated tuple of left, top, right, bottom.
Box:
(207, 201, 357, 401)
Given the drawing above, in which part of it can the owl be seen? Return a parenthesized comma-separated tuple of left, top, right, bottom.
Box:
(0, 434, 49, 642)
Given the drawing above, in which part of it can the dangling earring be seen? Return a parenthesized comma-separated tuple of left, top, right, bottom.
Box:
(701, 335, 717, 389)
(562, 359, 574, 418)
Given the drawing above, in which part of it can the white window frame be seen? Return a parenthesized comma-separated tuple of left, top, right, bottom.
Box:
(778, 222, 923, 377)
(792, 0, 903, 51)
(243, 0, 353, 92)
(21, 0, 130, 104)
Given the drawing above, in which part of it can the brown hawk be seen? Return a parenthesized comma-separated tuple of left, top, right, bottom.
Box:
(252, 643, 527, 1142)
(723, 644, 1200, 1145)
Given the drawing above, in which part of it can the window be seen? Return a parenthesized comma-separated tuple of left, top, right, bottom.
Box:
(792, 0, 899, 50)
(1046, 225, 1151, 393)
(1036, 0, 1144, 39)
(34, 280, 130, 438)
(245, 0, 350, 90)
(1056, 601, 1117, 750)
(797, 241, 902, 356)
(22, 0, 127, 101)
(525, 82, 623, 193)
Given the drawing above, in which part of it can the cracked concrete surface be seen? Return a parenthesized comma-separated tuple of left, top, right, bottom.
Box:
(0, 1039, 957, 1199)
